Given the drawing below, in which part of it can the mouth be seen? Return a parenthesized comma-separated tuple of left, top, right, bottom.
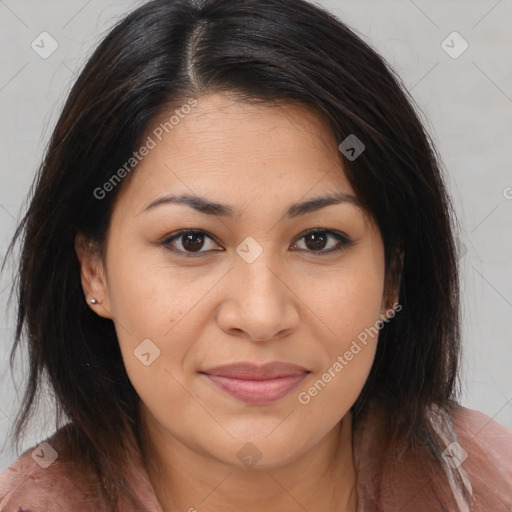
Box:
(199, 362, 310, 405)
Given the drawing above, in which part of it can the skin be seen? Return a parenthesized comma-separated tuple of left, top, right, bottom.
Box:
(76, 93, 398, 512)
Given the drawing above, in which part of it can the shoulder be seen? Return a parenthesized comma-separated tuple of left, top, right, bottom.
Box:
(353, 400, 512, 511)
(449, 404, 512, 510)
(0, 426, 110, 512)
(451, 403, 512, 446)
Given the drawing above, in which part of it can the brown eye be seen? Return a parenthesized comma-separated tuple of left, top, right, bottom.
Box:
(304, 231, 328, 251)
(292, 229, 352, 254)
(181, 232, 206, 252)
(162, 230, 221, 256)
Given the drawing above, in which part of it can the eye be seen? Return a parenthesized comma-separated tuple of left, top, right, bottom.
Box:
(291, 229, 352, 254)
(160, 228, 352, 257)
(161, 230, 222, 256)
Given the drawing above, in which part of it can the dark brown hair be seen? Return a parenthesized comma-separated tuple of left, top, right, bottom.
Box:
(4, 0, 462, 508)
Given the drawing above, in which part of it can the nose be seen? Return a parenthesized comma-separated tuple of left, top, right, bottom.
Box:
(215, 252, 300, 342)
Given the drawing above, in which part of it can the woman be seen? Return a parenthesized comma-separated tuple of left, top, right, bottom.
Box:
(0, 0, 510, 510)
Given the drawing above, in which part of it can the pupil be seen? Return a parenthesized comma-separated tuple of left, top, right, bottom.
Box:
(306, 232, 327, 251)
(183, 232, 204, 251)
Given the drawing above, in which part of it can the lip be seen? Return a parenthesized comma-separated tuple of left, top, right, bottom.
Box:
(200, 362, 309, 404)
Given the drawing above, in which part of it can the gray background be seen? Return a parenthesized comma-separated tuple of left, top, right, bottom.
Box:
(1, 0, 511, 472)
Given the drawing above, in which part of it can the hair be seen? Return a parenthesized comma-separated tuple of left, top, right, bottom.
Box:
(3, 0, 462, 508)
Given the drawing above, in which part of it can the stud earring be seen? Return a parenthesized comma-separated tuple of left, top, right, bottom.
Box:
(89, 298, 98, 305)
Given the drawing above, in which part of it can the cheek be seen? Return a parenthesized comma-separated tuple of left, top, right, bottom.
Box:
(295, 273, 383, 430)
(104, 238, 191, 335)
(338, 271, 385, 338)
(104, 245, 217, 397)
(293, 247, 384, 409)
(299, 249, 385, 348)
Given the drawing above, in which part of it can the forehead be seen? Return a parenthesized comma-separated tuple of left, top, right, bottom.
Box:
(116, 93, 355, 211)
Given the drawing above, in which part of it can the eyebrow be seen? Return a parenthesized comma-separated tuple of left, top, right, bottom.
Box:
(141, 192, 361, 218)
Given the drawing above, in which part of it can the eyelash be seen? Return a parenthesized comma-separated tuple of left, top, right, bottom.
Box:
(159, 228, 353, 258)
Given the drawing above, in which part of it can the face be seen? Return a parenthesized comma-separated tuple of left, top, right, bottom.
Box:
(77, 93, 396, 470)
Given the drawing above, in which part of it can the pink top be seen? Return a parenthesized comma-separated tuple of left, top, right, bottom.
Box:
(1, 402, 511, 511)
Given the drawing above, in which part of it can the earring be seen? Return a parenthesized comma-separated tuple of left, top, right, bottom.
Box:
(89, 298, 98, 305)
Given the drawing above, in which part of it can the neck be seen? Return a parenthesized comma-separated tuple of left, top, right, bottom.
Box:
(140, 408, 358, 512)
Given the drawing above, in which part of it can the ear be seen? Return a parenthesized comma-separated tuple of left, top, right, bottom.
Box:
(75, 233, 113, 319)
(381, 249, 404, 316)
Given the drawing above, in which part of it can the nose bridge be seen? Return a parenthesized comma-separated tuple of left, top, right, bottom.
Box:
(235, 241, 283, 308)
(218, 238, 299, 340)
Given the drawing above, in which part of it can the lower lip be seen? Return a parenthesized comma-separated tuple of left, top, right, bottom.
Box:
(203, 373, 308, 404)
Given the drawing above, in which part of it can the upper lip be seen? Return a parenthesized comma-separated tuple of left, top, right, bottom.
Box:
(200, 362, 309, 380)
